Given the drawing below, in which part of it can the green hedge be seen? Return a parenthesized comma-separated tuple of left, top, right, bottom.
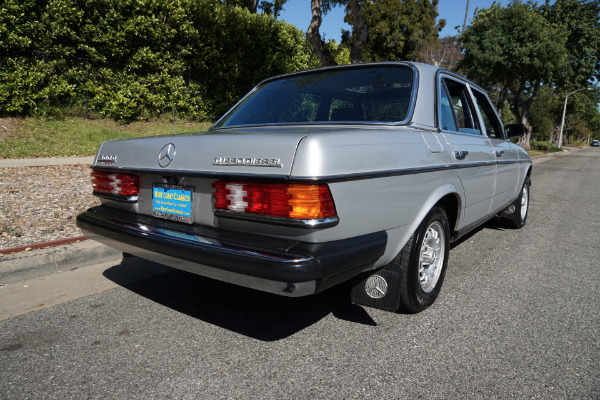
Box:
(530, 140, 561, 152)
(0, 0, 317, 122)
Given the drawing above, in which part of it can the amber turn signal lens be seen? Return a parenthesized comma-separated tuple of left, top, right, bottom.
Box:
(212, 181, 336, 220)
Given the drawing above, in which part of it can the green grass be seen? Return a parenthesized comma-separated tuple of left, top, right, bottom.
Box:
(2, 118, 562, 160)
(527, 149, 545, 158)
(0, 117, 213, 158)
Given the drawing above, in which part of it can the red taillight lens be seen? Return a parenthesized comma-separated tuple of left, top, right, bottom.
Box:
(212, 181, 336, 220)
(91, 170, 139, 198)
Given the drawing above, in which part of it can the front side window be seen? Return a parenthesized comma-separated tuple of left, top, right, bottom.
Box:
(472, 89, 503, 139)
(214, 66, 414, 128)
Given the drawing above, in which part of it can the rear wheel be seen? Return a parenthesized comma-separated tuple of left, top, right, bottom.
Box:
(396, 206, 450, 313)
(502, 178, 530, 229)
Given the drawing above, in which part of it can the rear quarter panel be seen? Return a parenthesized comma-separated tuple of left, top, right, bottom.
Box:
(290, 127, 464, 266)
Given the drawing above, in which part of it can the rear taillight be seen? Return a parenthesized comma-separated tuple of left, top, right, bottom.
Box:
(91, 170, 139, 200)
(212, 181, 336, 220)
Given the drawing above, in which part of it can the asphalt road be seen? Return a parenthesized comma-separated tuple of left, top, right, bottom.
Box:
(1, 149, 599, 399)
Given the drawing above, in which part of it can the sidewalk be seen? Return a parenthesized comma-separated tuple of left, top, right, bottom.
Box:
(0, 156, 94, 168)
(531, 146, 578, 164)
(0, 240, 122, 284)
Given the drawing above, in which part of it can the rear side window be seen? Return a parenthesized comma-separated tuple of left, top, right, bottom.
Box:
(440, 78, 481, 135)
(440, 84, 457, 131)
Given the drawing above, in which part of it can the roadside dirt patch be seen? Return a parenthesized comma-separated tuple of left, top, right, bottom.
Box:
(0, 164, 100, 249)
(0, 118, 20, 141)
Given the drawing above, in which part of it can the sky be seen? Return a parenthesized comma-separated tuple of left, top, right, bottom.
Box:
(278, 0, 504, 42)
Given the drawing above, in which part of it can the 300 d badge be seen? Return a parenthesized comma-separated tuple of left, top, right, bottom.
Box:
(213, 157, 282, 167)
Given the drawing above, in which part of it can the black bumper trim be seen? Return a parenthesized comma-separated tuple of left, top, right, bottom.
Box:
(76, 207, 387, 293)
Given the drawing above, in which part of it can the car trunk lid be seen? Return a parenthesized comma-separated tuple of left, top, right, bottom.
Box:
(93, 130, 309, 178)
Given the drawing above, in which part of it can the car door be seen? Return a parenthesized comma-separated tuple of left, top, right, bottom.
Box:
(470, 88, 521, 212)
(438, 75, 496, 228)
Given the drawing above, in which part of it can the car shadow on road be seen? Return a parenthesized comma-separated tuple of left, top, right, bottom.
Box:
(102, 217, 511, 341)
(450, 217, 510, 248)
(103, 258, 377, 341)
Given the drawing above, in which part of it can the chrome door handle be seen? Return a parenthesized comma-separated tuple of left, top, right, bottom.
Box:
(454, 150, 469, 160)
(495, 150, 505, 157)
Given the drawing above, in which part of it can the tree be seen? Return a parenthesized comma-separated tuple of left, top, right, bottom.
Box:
(259, 0, 287, 18)
(345, 0, 368, 63)
(529, 86, 600, 145)
(357, 0, 445, 63)
(428, 36, 463, 71)
(541, 0, 600, 144)
(223, 0, 259, 13)
(224, 0, 288, 17)
(307, 0, 444, 67)
(459, 1, 567, 148)
(306, 0, 339, 66)
(561, 90, 600, 144)
(306, 0, 366, 66)
(541, 0, 600, 88)
(528, 86, 562, 142)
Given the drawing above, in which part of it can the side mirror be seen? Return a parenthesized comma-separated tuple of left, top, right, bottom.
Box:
(505, 124, 526, 138)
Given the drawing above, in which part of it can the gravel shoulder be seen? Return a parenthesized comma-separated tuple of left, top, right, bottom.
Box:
(0, 165, 100, 250)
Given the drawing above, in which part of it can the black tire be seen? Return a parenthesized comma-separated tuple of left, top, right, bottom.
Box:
(395, 206, 450, 313)
(502, 177, 530, 229)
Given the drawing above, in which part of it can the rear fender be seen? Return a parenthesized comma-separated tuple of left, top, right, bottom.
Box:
(374, 184, 462, 268)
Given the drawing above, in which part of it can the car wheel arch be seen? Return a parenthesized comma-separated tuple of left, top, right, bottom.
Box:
(435, 193, 460, 235)
(377, 185, 462, 268)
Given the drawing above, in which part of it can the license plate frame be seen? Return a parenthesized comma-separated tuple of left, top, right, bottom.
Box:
(152, 184, 194, 224)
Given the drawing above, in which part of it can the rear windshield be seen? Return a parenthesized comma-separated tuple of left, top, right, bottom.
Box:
(214, 65, 414, 128)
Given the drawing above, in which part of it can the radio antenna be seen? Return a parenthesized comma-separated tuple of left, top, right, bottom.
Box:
(171, 87, 176, 135)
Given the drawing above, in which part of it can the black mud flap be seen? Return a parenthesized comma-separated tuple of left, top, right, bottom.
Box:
(350, 262, 403, 312)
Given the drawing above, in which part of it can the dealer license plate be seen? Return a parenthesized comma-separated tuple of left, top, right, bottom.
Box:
(152, 184, 193, 224)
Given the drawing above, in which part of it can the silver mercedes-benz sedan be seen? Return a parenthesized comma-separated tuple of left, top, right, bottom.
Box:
(77, 62, 532, 313)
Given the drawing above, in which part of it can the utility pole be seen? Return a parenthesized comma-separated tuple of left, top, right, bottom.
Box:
(558, 88, 592, 149)
(462, 0, 470, 33)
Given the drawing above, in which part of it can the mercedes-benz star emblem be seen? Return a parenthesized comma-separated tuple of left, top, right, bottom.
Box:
(158, 143, 176, 168)
(365, 275, 388, 299)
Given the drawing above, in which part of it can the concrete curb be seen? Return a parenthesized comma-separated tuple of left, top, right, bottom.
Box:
(0, 240, 122, 284)
(531, 147, 581, 164)
(0, 236, 90, 255)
